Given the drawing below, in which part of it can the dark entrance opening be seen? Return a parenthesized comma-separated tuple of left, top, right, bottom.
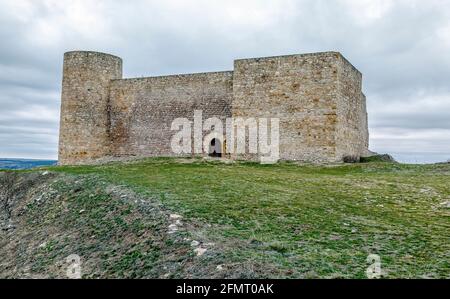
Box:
(209, 138, 222, 158)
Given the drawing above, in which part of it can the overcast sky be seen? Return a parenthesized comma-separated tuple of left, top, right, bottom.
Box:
(0, 0, 449, 163)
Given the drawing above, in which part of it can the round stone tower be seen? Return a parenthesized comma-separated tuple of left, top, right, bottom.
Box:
(58, 51, 123, 165)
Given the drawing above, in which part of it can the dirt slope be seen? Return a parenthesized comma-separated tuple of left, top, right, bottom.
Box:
(0, 171, 254, 278)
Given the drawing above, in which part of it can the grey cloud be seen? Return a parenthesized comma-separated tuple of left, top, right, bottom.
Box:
(0, 0, 449, 162)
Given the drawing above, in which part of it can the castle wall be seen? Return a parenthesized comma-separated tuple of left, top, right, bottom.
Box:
(58, 51, 369, 165)
(232, 52, 341, 162)
(361, 93, 370, 155)
(59, 51, 122, 165)
(108, 72, 233, 157)
(334, 56, 369, 160)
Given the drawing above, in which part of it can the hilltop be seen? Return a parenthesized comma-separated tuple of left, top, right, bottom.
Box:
(1, 158, 449, 278)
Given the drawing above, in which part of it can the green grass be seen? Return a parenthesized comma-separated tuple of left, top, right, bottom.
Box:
(46, 158, 450, 278)
(9, 174, 194, 279)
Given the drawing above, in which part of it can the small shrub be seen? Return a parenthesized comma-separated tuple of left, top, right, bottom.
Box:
(360, 154, 397, 163)
(343, 156, 360, 163)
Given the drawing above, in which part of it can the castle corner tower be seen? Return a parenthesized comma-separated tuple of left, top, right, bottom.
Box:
(58, 51, 123, 165)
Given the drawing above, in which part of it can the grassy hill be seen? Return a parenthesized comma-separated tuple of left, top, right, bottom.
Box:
(1, 158, 449, 278)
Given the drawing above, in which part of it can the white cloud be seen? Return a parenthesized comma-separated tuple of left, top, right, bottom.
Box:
(339, 0, 394, 25)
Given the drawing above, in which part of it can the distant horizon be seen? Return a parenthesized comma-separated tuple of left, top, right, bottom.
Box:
(0, 157, 57, 161)
(0, 154, 448, 165)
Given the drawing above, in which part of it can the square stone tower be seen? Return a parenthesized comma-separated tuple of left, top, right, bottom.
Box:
(232, 52, 368, 163)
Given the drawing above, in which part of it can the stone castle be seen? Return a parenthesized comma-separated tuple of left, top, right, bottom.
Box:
(58, 51, 369, 165)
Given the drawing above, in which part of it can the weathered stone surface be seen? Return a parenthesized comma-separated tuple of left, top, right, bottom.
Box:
(108, 72, 233, 158)
(58, 51, 369, 165)
(233, 52, 339, 162)
(59, 51, 122, 165)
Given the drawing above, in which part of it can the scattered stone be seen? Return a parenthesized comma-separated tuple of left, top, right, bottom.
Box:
(420, 188, 431, 193)
(170, 214, 182, 220)
(439, 201, 450, 208)
(79, 209, 85, 214)
(38, 242, 47, 248)
(351, 228, 358, 233)
(168, 224, 178, 233)
(42, 171, 49, 176)
(194, 247, 207, 256)
(191, 240, 200, 247)
(216, 265, 224, 271)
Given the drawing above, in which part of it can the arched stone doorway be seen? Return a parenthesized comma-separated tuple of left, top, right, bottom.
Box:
(209, 138, 222, 158)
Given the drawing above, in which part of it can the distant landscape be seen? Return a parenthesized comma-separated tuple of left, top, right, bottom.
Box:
(0, 159, 57, 170)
